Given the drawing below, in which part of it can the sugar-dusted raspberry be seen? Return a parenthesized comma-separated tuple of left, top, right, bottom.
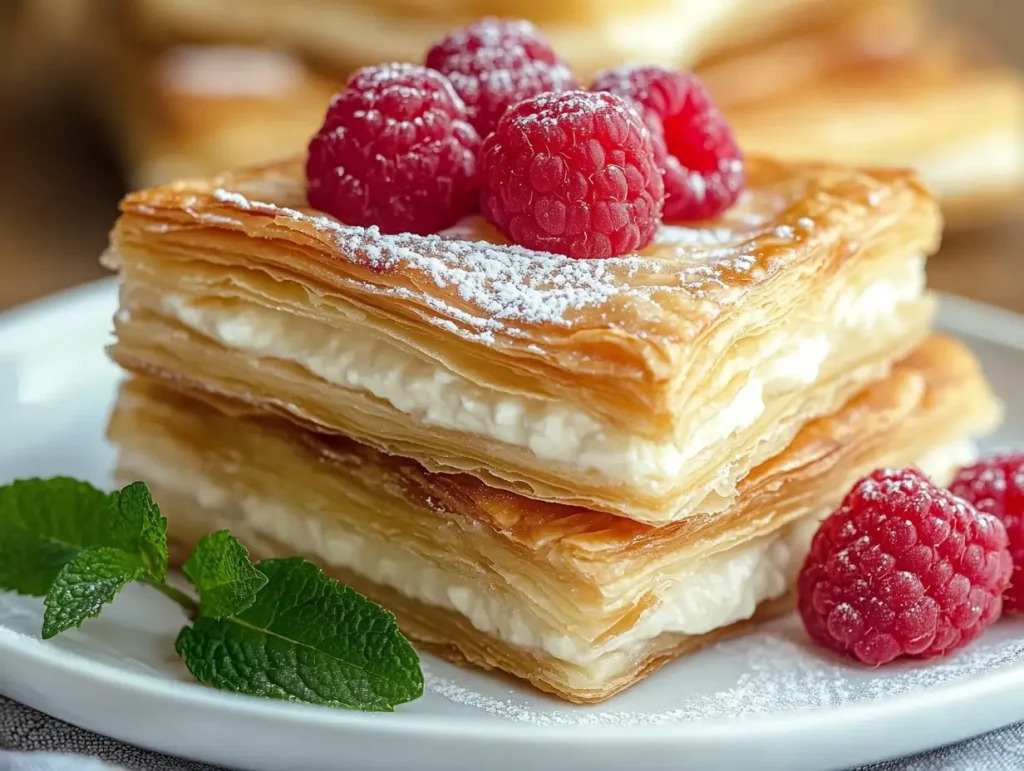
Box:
(591, 65, 745, 222)
(479, 90, 664, 259)
(798, 468, 1011, 666)
(425, 17, 577, 138)
(305, 63, 480, 235)
(950, 453, 1024, 612)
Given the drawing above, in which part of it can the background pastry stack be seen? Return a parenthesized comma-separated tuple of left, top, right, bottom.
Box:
(102, 137, 1003, 700)
(84, 0, 1024, 230)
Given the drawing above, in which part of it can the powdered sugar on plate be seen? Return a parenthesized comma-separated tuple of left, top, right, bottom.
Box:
(424, 615, 1024, 726)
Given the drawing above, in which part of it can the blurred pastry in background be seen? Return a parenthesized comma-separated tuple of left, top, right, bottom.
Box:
(729, 40, 1024, 229)
(698, 0, 925, 109)
(98, 2, 1022, 230)
(98, 0, 923, 189)
(95, 45, 338, 188)
(129, 0, 884, 80)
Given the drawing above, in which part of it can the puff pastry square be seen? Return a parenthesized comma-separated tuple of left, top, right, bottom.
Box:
(107, 335, 1001, 703)
(103, 156, 942, 524)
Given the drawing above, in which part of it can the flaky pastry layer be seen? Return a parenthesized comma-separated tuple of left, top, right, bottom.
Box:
(104, 157, 940, 522)
(110, 334, 1000, 702)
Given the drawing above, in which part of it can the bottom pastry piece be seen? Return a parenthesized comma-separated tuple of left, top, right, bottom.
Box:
(107, 335, 1000, 703)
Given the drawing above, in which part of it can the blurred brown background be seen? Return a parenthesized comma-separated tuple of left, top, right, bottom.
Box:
(0, 0, 1020, 313)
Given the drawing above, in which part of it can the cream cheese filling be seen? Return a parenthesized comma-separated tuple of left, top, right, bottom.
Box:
(122, 437, 972, 670)
(157, 256, 924, 488)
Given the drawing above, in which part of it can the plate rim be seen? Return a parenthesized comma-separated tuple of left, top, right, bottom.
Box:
(3, 277, 1024, 747)
(3, 622, 1024, 745)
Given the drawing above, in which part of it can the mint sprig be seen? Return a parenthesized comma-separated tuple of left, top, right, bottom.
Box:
(43, 547, 149, 638)
(182, 530, 268, 619)
(177, 559, 422, 711)
(109, 481, 169, 581)
(0, 478, 128, 594)
(0, 478, 423, 711)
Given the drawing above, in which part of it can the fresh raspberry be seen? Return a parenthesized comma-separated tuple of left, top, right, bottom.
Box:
(950, 453, 1024, 613)
(591, 65, 745, 222)
(305, 63, 480, 235)
(798, 468, 1011, 666)
(478, 91, 664, 259)
(425, 17, 577, 138)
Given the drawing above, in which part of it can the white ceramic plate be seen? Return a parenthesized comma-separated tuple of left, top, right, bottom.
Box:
(1, 279, 1024, 771)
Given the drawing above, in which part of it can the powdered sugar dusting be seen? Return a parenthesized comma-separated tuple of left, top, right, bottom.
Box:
(152, 182, 792, 343)
(424, 615, 1024, 725)
(205, 188, 653, 339)
(514, 90, 642, 129)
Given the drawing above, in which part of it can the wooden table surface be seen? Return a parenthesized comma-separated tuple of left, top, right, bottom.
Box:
(0, 0, 1020, 313)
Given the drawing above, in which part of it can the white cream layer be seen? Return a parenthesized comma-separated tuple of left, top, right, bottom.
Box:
(125, 437, 972, 669)
(914, 131, 1024, 199)
(159, 256, 924, 489)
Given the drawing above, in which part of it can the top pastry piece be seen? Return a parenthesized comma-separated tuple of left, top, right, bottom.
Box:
(103, 156, 941, 524)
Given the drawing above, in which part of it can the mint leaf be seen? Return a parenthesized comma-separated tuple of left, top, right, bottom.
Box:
(182, 531, 268, 619)
(109, 482, 168, 581)
(175, 558, 422, 711)
(0, 478, 114, 594)
(42, 547, 147, 638)
(0, 478, 168, 596)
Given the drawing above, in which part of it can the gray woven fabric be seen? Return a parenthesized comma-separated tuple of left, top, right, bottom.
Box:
(1, 694, 1020, 770)
(0, 698, 220, 771)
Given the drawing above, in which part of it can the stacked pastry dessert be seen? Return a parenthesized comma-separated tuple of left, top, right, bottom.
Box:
(102, 19, 1004, 702)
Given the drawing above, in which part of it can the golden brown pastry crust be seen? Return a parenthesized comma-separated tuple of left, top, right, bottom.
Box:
(108, 333, 1001, 585)
(105, 157, 939, 389)
(167, 524, 795, 704)
(103, 156, 940, 522)
(113, 334, 1000, 702)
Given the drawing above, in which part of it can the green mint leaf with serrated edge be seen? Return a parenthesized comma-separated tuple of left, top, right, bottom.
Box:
(0, 478, 117, 595)
(109, 481, 168, 581)
(42, 547, 147, 639)
(182, 531, 268, 619)
(175, 558, 423, 711)
(0, 478, 168, 596)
